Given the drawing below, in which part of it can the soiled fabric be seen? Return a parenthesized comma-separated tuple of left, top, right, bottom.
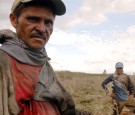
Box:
(10, 56, 60, 115)
(0, 51, 20, 115)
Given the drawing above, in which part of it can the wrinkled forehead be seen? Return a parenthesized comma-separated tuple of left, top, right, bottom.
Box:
(20, 6, 55, 20)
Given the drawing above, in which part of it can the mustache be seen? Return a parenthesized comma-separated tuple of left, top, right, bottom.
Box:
(30, 31, 47, 40)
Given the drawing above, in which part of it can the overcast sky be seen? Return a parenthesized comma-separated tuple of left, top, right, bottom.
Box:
(1, 0, 135, 74)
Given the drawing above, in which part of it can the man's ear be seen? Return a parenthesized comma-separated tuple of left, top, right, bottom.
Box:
(10, 13, 17, 28)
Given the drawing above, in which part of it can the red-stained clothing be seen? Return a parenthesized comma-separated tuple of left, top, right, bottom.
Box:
(10, 56, 60, 115)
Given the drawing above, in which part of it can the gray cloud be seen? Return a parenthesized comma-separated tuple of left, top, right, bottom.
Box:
(1, 0, 13, 29)
(55, 0, 135, 30)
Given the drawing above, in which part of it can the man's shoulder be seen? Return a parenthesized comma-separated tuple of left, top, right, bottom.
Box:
(0, 50, 10, 65)
(0, 50, 8, 58)
(123, 73, 130, 78)
(119, 73, 131, 82)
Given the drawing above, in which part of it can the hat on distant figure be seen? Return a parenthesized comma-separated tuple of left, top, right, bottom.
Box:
(115, 62, 124, 69)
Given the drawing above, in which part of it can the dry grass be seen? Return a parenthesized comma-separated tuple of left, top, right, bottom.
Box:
(55, 71, 135, 115)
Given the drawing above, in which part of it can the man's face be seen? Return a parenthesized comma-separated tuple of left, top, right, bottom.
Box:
(10, 6, 55, 49)
(116, 67, 123, 75)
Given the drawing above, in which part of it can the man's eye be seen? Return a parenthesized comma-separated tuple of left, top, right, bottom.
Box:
(27, 17, 39, 22)
(45, 20, 53, 25)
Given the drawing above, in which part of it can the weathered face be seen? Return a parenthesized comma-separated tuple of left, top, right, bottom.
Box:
(116, 67, 123, 75)
(10, 6, 55, 49)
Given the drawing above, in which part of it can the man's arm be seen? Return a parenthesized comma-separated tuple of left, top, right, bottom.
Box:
(101, 75, 117, 99)
(127, 76, 135, 99)
(101, 74, 113, 93)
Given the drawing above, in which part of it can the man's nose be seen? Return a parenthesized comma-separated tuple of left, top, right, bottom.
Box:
(37, 22, 46, 33)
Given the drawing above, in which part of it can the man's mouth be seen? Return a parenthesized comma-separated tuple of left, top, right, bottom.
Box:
(31, 35, 46, 41)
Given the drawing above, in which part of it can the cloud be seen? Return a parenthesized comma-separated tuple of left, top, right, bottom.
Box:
(55, 0, 110, 29)
(48, 30, 78, 45)
(1, 1, 12, 19)
(55, 0, 135, 29)
(111, 0, 135, 13)
(127, 25, 135, 35)
(0, 20, 13, 30)
(0, 0, 14, 30)
(47, 25, 135, 74)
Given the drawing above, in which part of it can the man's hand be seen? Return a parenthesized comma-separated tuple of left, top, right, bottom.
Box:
(128, 95, 134, 100)
(109, 92, 116, 99)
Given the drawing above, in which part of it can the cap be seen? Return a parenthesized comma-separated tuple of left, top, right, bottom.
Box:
(115, 62, 124, 69)
(11, 0, 66, 15)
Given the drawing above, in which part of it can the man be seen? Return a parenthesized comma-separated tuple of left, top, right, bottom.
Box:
(101, 62, 135, 114)
(0, 0, 91, 115)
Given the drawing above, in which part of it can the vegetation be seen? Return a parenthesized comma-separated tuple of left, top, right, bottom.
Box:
(55, 71, 135, 115)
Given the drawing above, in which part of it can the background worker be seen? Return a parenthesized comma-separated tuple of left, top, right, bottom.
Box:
(101, 62, 135, 114)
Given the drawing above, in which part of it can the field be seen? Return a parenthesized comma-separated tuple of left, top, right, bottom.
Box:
(55, 71, 135, 115)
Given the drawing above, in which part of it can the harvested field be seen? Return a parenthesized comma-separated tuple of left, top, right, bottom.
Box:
(55, 71, 135, 115)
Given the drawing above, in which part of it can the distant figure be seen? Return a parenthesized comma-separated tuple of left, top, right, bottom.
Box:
(103, 69, 107, 75)
(101, 62, 135, 114)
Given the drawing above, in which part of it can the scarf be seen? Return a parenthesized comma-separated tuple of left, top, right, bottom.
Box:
(0, 29, 49, 66)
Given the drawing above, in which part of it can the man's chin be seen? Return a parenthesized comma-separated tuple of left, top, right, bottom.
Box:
(28, 43, 45, 49)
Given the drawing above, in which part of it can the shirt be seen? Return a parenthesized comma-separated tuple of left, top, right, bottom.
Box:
(102, 73, 135, 100)
(10, 56, 60, 115)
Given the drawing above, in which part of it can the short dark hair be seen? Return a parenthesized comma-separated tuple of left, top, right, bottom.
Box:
(13, 1, 55, 18)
